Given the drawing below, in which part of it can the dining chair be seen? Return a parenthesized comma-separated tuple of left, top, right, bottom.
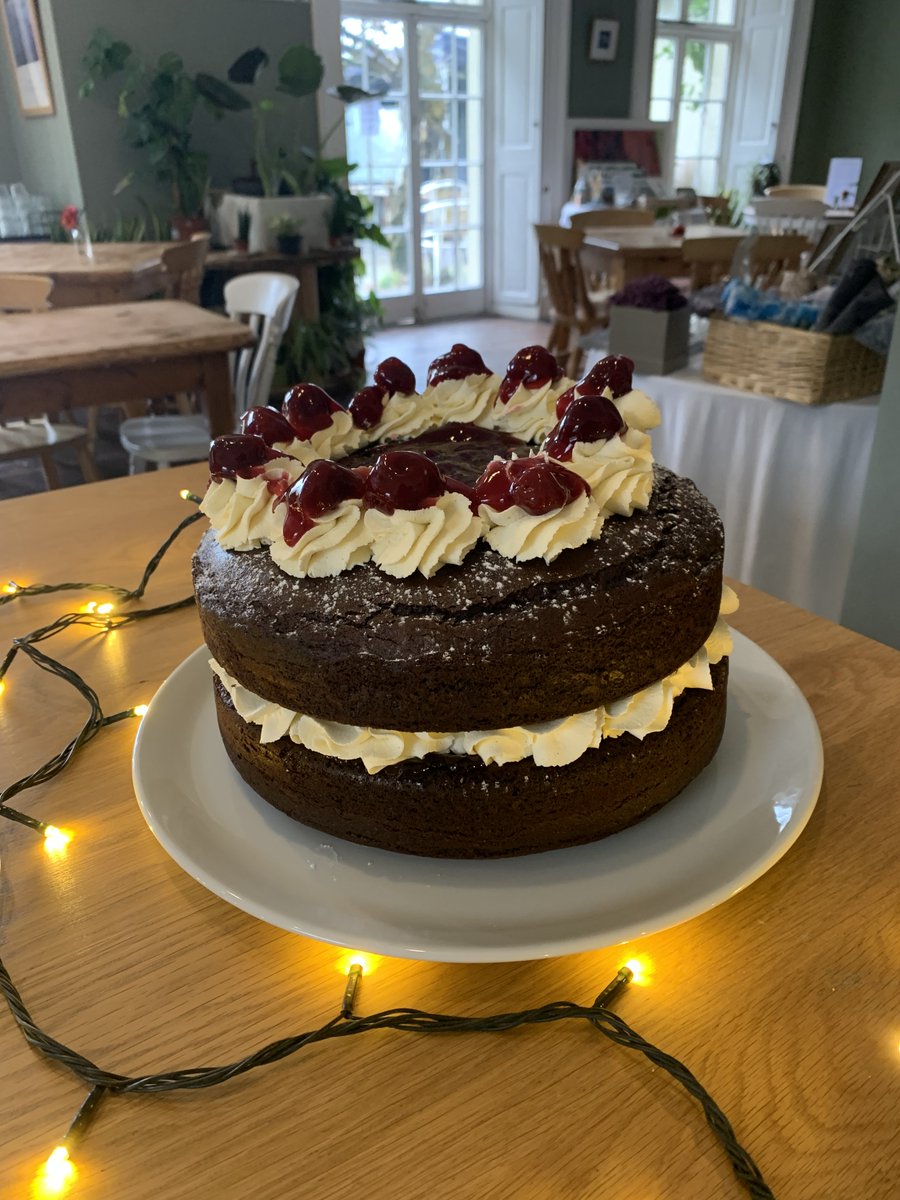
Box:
(680, 235, 740, 290)
(764, 184, 826, 201)
(746, 196, 827, 239)
(162, 234, 211, 303)
(534, 224, 607, 377)
(0, 274, 99, 491)
(568, 208, 654, 231)
(118, 272, 300, 471)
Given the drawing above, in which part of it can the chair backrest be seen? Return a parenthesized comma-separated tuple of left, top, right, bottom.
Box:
(749, 234, 813, 288)
(680, 236, 739, 289)
(161, 234, 211, 303)
(765, 184, 826, 201)
(569, 208, 653, 230)
(0, 273, 53, 311)
(748, 196, 827, 238)
(534, 224, 596, 324)
(224, 272, 300, 414)
(698, 195, 732, 216)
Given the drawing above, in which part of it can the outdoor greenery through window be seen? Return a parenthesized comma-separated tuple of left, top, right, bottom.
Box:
(652, 0, 737, 194)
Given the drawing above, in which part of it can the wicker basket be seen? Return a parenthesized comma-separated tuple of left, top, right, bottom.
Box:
(702, 315, 885, 404)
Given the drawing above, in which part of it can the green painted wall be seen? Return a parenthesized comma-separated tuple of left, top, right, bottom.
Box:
(791, 0, 900, 194)
(568, 0, 637, 119)
(0, 90, 21, 183)
(0, 0, 317, 219)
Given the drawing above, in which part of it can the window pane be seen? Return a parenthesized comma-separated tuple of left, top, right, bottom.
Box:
(650, 98, 672, 121)
(656, 0, 682, 18)
(361, 234, 412, 298)
(457, 228, 482, 290)
(651, 36, 677, 106)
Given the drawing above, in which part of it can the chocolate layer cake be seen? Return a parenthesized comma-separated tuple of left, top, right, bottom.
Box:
(192, 348, 733, 858)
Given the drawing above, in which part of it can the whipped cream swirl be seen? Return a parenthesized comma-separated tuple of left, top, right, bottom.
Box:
(423, 374, 501, 426)
(556, 427, 655, 516)
(269, 499, 372, 578)
(366, 392, 434, 445)
(274, 409, 364, 466)
(492, 377, 573, 443)
(210, 589, 737, 773)
(479, 490, 605, 564)
(200, 460, 301, 551)
(364, 491, 483, 578)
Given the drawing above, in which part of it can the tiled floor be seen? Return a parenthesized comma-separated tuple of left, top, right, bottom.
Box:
(0, 316, 564, 500)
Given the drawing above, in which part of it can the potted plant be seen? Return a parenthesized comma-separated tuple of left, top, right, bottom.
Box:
(234, 209, 251, 253)
(270, 214, 302, 256)
(608, 275, 690, 375)
(80, 29, 250, 237)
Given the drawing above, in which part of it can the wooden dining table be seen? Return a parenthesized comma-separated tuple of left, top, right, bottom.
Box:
(0, 242, 171, 307)
(2, 467, 898, 1199)
(0, 300, 254, 438)
(581, 224, 746, 290)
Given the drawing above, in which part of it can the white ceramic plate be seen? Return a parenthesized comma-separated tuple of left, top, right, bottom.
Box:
(133, 631, 822, 962)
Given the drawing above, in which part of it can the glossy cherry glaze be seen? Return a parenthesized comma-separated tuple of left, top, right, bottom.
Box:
(497, 345, 562, 404)
(282, 383, 343, 440)
(410, 422, 515, 446)
(426, 343, 490, 386)
(364, 450, 447, 514)
(475, 455, 589, 516)
(280, 460, 368, 546)
(348, 385, 386, 430)
(542, 394, 627, 461)
(209, 434, 289, 481)
(555, 355, 635, 419)
(240, 405, 297, 445)
(374, 356, 416, 396)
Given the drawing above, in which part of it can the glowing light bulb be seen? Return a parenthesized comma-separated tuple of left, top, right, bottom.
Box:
(0, 679, 5, 698)
(179, 488, 191, 500)
(5, 581, 19, 594)
(623, 956, 654, 986)
(35, 1145, 75, 1195)
(43, 826, 73, 855)
(96, 603, 114, 615)
(83, 601, 97, 613)
(336, 951, 379, 977)
(132, 704, 149, 717)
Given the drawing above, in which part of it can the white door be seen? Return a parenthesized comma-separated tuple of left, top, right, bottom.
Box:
(491, 0, 545, 317)
(724, 0, 795, 193)
(341, 6, 487, 323)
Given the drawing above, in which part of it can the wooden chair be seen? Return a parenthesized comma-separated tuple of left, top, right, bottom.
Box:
(534, 224, 606, 377)
(568, 208, 654, 231)
(698, 195, 732, 218)
(161, 234, 211, 303)
(749, 234, 814, 288)
(0, 275, 99, 490)
(765, 184, 826, 201)
(681, 235, 739, 290)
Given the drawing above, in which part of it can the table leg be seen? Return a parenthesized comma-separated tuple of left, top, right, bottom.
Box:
(201, 353, 237, 437)
(296, 263, 320, 321)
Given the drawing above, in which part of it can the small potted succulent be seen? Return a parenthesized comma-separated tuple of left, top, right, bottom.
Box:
(270, 214, 303, 256)
(233, 208, 251, 253)
(608, 275, 690, 375)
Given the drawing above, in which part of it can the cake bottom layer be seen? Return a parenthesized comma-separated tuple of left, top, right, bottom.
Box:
(212, 661, 728, 858)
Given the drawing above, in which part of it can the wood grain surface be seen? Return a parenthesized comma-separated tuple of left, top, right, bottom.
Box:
(0, 301, 254, 377)
(2, 468, 898, 1200)
(582, 226, 745, 256)
(0, 242, 169, 281)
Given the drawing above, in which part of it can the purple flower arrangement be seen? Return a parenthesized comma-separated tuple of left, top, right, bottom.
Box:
(609, 274, 687, 311)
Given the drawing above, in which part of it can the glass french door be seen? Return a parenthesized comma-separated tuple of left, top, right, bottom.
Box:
(341, 5, 486, 323)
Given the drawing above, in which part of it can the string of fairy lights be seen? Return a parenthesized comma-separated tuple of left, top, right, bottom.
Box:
(1, 491, 777, 1200)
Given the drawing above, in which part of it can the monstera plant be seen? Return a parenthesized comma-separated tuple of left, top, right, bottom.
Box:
(80, 28, 250, 229)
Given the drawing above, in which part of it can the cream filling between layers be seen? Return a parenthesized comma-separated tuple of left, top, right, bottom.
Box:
(199, 460, 302, 550)
(273, 410, 365, 466)
(422, 374, 501, 426)
(492, 377, 574, 443)
(210, 588, 738, 774)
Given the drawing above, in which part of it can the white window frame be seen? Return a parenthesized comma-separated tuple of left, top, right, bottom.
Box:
(652, 1, 742, 194)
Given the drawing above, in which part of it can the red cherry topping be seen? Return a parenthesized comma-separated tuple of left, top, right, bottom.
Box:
(443, 474, 478, 513)
(555, 385, 577, 420)
(427, 343, 490, 386)
(497, 345, 562, 404)
(364, 450, 447, 514)
(240, 405, 296, 445)
(348, 385, 386, 430)
(282, 383, 343, 440)
(542, 395, 627, 461)
(280, 460, 368, 546)
(209, 434, 287, 481)
(374, 356, 416, 396)
(475, 456, 589, 516)
(581, 354, 634, 399)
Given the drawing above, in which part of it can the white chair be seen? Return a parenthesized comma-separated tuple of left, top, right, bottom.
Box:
(118, 272, 299, 470)
(743, 196, 828, 239)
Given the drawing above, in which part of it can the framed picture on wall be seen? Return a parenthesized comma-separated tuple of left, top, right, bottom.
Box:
(589, 19, 620, 63)
(2, 0, 54, 116)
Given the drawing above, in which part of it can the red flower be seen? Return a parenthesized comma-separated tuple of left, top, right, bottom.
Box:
(60, 205, 79, 231)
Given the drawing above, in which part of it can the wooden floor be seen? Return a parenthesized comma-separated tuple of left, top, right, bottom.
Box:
(0, 316, 557, 500)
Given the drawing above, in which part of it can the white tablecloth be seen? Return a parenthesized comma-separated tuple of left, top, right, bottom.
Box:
(633, 361, 879, 621)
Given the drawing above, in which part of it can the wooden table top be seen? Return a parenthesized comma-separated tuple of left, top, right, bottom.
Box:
(0, 241, 170, 281)
(206, 244, 360, 271)
(584, 225, 746, 255)
(0, 300, 254, 377)
(2, 468, 898, 1200)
